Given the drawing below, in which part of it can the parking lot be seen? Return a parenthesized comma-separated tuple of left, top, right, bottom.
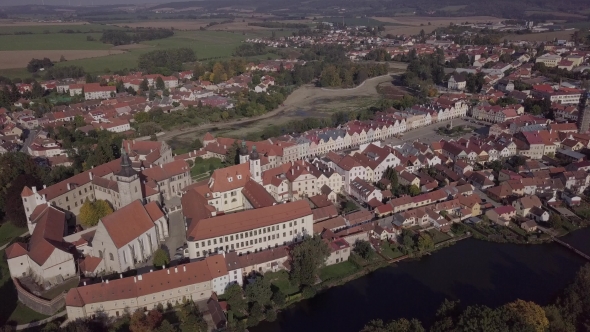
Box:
(384, 118, 489, 146)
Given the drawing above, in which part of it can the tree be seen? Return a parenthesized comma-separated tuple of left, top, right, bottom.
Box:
(5, 174, 43, 227)
(361, 318, 425, 332)
(155, 320, 177, 332)
(271, 289, 286, 306)
(79, 199, 114, 227)
(502, 299, 549, 332)
(266, 308, 277, 321)
(129, 309, 150, 332)
(153, 248, 170, 268)
(548, 213, 563, 229)
(245, 276, 273, 306)
(146, 309, 163, 330)
(417, 233, 434, 252)
(225, 283, 247, 314)
(156, 77, 165, 90)
(353, 239, 375, 260)
(289, 235, 330, 287)
(140, 79, 149, 91)
(408, 185, 421, 196)
(456, 304, 507, 331)
(224, 141, 240, 166)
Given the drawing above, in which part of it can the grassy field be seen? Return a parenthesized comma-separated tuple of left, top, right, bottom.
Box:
(191, 157, 224, 177)
(504, 30, 577, 42)
(319, 261, 359, 281)
(266, 270, 300, 296)
(0, 29, 280, 78)
(0, 33, 107, 51)
(0, 223, 27, 248)
(0, 23, 119, 34)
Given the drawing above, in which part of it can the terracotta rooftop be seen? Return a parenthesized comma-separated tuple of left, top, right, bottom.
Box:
(187, 200, 311, 241)
(100, 200, 160, 249)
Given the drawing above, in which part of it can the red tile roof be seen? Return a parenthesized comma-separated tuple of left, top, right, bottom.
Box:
(5, 242, 27, 259)
(187, 200, 311, 241)
(100, 200, 159, 249)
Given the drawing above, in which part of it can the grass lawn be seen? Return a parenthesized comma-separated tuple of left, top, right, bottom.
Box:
(265, 270, 300, 296)
(40, 277, 79, 300)
(0, 223, 27, 248)
(380, 242, 405, 260)
(319, 261, 359, 281)
(428, 229, 451, 244)
(191, 157, 224, 177)
(8, 302, 50, 325)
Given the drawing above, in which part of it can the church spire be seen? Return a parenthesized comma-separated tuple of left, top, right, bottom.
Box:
(117, 146, 136, 177)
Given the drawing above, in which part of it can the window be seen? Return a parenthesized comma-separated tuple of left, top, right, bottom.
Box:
(109, 253, 114, 261)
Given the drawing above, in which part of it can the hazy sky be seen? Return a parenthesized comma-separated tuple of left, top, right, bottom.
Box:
(0, 0, 186, 6)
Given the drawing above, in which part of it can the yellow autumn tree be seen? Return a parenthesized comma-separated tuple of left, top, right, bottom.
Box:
(502, 299, 549, 332)
(79, 199, 114, 227)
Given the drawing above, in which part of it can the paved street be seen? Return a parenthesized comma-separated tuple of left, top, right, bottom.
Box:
(384, 118, 487, 146)
(20, 129, 37, 153)
(163, 210, 187, 262)
(474, 187, 500, 208)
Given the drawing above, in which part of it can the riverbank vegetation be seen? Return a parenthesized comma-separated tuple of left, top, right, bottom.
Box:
(361, 263, 590, 332)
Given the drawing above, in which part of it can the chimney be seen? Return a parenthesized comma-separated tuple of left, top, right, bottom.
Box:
(106, 279, 109, 284)
(32, 187, 37, 193)
(89, 172, 93, 180)
(174, 267, 178, 273)
(83, 281, 86, 286)
(43, 184, 46, 189)
(67, 183, 71, 190)
(120, 274, 123, 279)
(183, 266, 186, 272)
(167, 269, 170, 275)
(138, 275, 142, 280)
(150, 269, 153, 272)
(291, 169, 294, 175)
(160, 164, 163, 168)
(134, 276, 137, 283)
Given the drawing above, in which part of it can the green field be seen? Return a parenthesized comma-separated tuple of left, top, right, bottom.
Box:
(0, 33, 108, 51)
(0, 23, 121, 35)
(0, 29, 282, 78)
(0, 223, 27, 248)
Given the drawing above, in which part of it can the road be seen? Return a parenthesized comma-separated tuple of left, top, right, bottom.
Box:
(20, 129, 37, 153)
(153, 74, 398, 143)
(164, 210, 187, 262)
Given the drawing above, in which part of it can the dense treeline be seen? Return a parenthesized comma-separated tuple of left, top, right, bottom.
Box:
(319, 63, 388, 88)
(233, 43, 267, 57)
(361, 263, 590, 332)
(138, 48, 196, 75)
(100, 28, 174, 46)
(193, 58, 248, 84)
(248, 22, 309, 29)
(365, 48, 392, 62)
(400, 51, 445, 96)
(42, 65, 86, 80)
(27, 58, 54, 73)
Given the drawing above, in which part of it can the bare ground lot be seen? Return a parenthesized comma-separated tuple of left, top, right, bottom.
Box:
(160, 74, 395, 143)
(504, 30, 578, 41)
(0, 50, 126, 69)
(373, 16, 502, 35)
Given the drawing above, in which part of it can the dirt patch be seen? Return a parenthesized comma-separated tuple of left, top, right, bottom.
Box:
(0, 50, 126, 69)
(111, 20, 212, 30)
(504, 30, 578, 42)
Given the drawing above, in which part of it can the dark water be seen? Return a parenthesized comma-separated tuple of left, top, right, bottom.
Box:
(252, 229, 590, 332)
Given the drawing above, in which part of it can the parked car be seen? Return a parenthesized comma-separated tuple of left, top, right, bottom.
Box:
(173, 253, 183, 260)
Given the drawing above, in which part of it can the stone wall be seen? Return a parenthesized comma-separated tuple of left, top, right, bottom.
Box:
(13, 278, 69, 316)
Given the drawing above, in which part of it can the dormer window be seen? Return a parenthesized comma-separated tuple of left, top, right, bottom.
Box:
(228, 177, 233, 182)
(237, 175, 242, 180)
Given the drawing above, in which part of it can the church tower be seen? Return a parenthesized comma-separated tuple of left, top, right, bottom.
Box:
(116, 147, 142, 208)
(239, 140, 249, 164)
(249, 145, 262, 184)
